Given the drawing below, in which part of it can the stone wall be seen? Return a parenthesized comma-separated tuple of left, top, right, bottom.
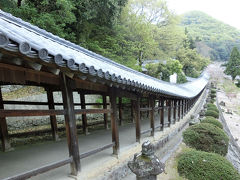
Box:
(3, 87, 104, 130)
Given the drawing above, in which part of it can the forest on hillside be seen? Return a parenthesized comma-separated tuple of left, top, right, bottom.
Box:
(1, 0, 211, 82)
(181, 11, 240, 61)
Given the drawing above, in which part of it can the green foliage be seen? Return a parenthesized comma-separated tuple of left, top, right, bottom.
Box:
(210, 94, 216, 99)
(224, 47, 240, 80)
(178, 149, 240, 180)
(182, 11, 240, 61)
(207, 107, 219, 113)
(211, 89, 216, 94)
(176, 47, 210, 77)
(146, 60, 187, 83)
(207, 103, 217, 109)
(201, 117, 223, 129)
(205, 110, 219, 119)
(210, 99, 215, 104)
(183, 123, 229, 155)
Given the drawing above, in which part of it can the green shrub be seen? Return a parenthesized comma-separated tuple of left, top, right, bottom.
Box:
(211, 89, 216, 94)
(178, 150, 240, 180)
(201, 117, 223, 129)
(183, 123, 229, 155)
(210, 99, 215, 103)
(207, 103, 217, 109)
(210, 94, 216, 99)
(207, 107, 219, 113)
(205, 110, 219, 118)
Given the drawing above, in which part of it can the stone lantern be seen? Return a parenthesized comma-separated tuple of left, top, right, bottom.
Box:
(128, 141, 165, 180)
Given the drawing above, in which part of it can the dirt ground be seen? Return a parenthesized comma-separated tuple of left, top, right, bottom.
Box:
(207, 62, 240, 147)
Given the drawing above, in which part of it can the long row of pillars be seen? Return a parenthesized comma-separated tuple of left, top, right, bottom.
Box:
(0, 75, 201, 176)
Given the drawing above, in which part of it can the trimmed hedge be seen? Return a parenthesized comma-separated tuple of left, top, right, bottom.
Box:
(183, 123, 229, 155)
(210, 99, 215, 103)
(205, 110, 219, 119)
(211, 89, 216, 94)
(178, 150, 240, 180)
(207, 107, 219, 113)
(201, 117, 223, 129)
(210, 94, 216, 99)
(207, 103, 217, 109)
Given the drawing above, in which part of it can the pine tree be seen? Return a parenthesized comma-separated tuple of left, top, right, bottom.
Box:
(224, 47, 240, 80)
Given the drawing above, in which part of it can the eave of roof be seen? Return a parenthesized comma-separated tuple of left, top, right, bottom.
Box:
(0, 10, 209, 99)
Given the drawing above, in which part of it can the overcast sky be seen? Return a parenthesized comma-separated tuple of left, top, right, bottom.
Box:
(167, 0, 240, 29)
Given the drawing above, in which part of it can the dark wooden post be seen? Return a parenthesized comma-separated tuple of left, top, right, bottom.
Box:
(167, 99, 171, 127)
(118, 97, 123, 126)
(140, 98, 143, 119)
(131, 100, 134, 123)
(60, 74, 80, 175)
(173, 99, 177, 124)
(149, 96, 155, 136)
(46, 88, 59, 141)
(181, 99, 184, 118)
(160, 98, 164, 131)
(178, 99, 181, 121)
(102, 94, 108, 129)
(80, 92, 88, 135)
(0, 87, 11, 152)
(133, 97, 141, 143)
(184, 99, 187, 115)
(109, 88, 119, 155)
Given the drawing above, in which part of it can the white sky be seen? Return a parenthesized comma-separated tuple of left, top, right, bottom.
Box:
(167, 0, 240, 29)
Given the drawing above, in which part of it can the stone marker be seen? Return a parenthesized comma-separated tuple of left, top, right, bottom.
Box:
(128, 141, 165, 180)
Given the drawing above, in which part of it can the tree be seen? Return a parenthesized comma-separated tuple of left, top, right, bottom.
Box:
(224, 47, 240, 80)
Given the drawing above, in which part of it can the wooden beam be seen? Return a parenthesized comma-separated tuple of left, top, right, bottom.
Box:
(0, 62, 60, 85)
(0, 86, 12, 152)
(133, 97, 141, 143)
(149, 96, 155, 136)
(46, 88, 59, 141)
(109, 88, 119, 155)
(118, 97, 123, 126)
(60, 73, 80, 176)
(160, 98, 164, 131)
(0, 109, 65, 117)
(74, 109, 111, 114)
(102, 95, 108, 129)
(74, 78, 108, 93)
(80, 92, 88, 135)
(114, 89, 137, 100)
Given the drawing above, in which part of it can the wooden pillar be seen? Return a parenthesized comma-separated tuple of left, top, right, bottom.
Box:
(184, 99, 187, 114)
(118, 97, 123, 126)
(109, 88, 119, 155)
(167, 99, 171, 127)
(80, 92, 88, 135)
(149, 96, 155, 136)
(46, 88, 59, 141)
(160, 98, 164, 131)
(173, 99, 177, 124)
(60, 74, 80, 175)
(133, 97, 141, 143)
(178, 99, 181, 121)
(0, 87, 11, 152)
(131, 100, 134, 123)
(181, 99, 184, 118)
(140, 98, 143, 119)
(102, 95, 108, 129)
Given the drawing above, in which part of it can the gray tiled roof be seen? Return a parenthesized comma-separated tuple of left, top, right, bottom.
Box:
(0, 10, 209, 98)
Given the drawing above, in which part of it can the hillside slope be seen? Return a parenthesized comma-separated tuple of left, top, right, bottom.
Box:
(181, 11, 240, 61)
